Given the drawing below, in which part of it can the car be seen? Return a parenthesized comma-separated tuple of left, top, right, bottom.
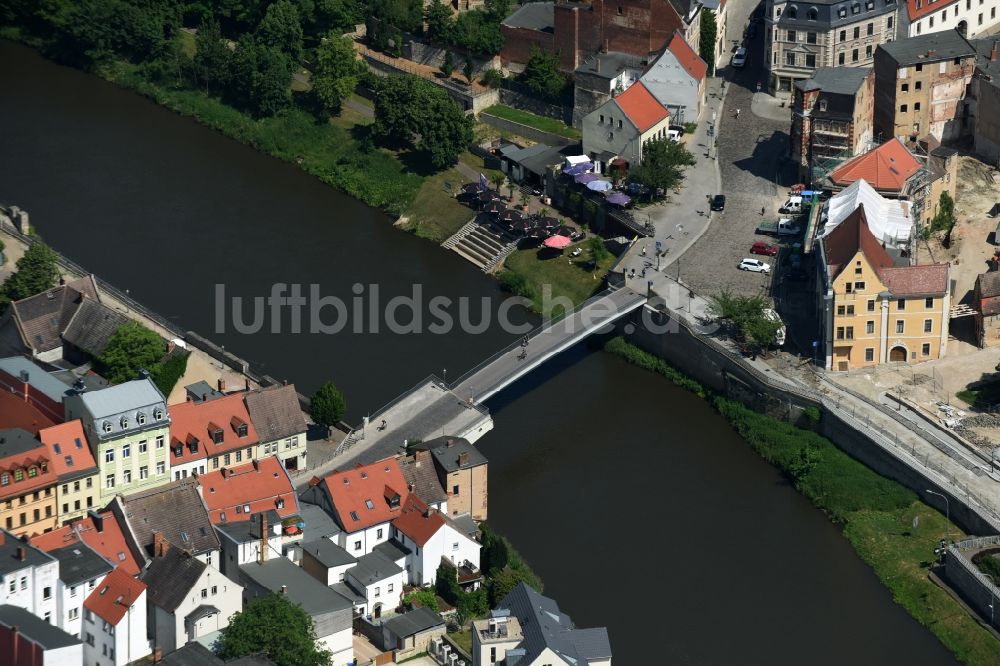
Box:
(784, 267, 809, 281)
(667, 129, 682, 142)
(732, 48, 747, 68)
(751, 241, 778, 256)
(739, 258, 770, 273)
(711, 194, 726, 211)
(763, 308, 786, 346)
(747, 23, 758, 39)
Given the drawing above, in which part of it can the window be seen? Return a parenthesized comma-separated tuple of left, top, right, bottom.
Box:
(929, 15, 934, 27)
(866, 45, 872, 58)
(609, 131, 614, 141)
(866, 0, 874, 7)
(867, 299, 875, 312)
(105, 449, 114, 463)
(120, 416, 128, 429)
(888, 15, 893, 29)
(377, 528, 383, 539)
(806, 54, 816, 67)
(855, 262, 863, 275)
(924, 319, 933, 333)
(837, 327, 845, 340)
(617, 119, 622, 129)
(980, 12, 984, 25)
(224, 453, 231, 466)
(276, 498, 284, 509)
(897, 299, 906, 310)
(839, 52, 846, 65)
(137, 412, 146, 426)
(106, 473, 116, 489)
(68, 607, 79, 621)
(916, 63, 923, 72)
(867, 22, 873, 35)
(915, 81, 922, 90)
(453, 484, 460, 495)
(845, 282, 853, 293)
(235, 450, 242, 463)
(102, 421, 112, 434)
(211, 585, 218, 595)
(852, 49, 859, 62)
(896, 320, 905, 334)
(122, 443, 130, 459)
(86, 477, 92, 489)
(86, 496, 93, 507)
(156, 462, 165, 475)
(914, 102, 921, 111)
(808, 7, 818, 19)
(375, 586, 381, 597)
(852, 2, 860, 13)
(865, 348, 875, 362)
(901, 83, 909, 92)
(922, 343, 931, 356)
(925, 297, 934, 308)
(123, 470, 131, 484)
(139, 440, 147, 454)
(201, 588, 208, 599)
(212, 457, 219, 469)
(840, 29, 847, 41)
(43, 586, 51, 600)
(599, 114, 604, 124)
(156, 435, 164, 449)
(786, 52, 796, 66)
(20, 576, 27, 590)
(855, 281, 865, 290)
(388, 583, 394, 593)
(819, 99, 827, 111)
(837, 305, 845, 315)
(453, 542, 460, 551)
(853, 26, 860, 39)
(43, 611, 50, 624)
(154, 407, 163, 420)
(0, 474, 7, 487)
(354, 540, 362, 551)
(788, 30, 796, 41)
(846, 305, 855, 315)
(866, 321, 875, 334)
(901, 104, 908, 112)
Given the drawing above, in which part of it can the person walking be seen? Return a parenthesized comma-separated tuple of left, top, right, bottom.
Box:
(735, 108, 741, 119)
(761, 206, 766, 216)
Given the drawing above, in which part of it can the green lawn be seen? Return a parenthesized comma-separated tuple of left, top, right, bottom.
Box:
(178, 30, 196, 58)
(501, 243, 616, 314)
(448, 629, 473, 655)
(403, 151, 504, 242)
(482, 105, 581, 140)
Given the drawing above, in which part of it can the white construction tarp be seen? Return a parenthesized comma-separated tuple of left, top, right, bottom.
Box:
(820, 178, 912, 247)
(564, 155, 590, 167)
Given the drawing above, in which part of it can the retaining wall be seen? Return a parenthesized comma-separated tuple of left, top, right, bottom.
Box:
(478, 112, 577, 147)
(944, 536, 1000, 631)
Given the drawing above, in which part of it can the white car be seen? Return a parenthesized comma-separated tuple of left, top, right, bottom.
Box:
(732, 48, 747, 68)
(763, 308, 786, 346)
(739, 258, 770, 273)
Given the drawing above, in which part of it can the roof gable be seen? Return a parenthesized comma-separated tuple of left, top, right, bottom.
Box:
(613, 82, 669, 133)
(830, 138, 921, 191)
(243, 385, 305, 443)
(323, 459, 409, 533)
(61, 298, 130, 357)
(666, 30, 707, 82)
(169, 392, 259, 460)
(391, 496, 445, 547)
(141, 548, 208, 612)
(84, 567, 146, 625)
(38, 420, 97, 480)
(822, 206, 894, 280)
(30, 512, 141, 576)
(878, 264, 949, 296)
(10, 276, 99, 354)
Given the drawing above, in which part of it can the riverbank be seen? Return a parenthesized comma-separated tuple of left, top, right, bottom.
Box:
(604, 336, 1000, 664)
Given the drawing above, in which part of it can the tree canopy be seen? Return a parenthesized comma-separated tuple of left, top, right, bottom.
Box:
(1, 242, 61, 304)
(699, 9, 717, 76)
(628, 138, 696, 194)
(521, 47, 566, 100)
(218, 593, 332, 666)
(256, 0, 304, 61)
(312, 33, 360, 114)
(310, 381, 347, 426)
(708, 290, 783, 351)
(96, 321, 166, 385)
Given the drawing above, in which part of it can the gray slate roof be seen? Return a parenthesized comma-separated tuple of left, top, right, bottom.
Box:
(141, 549, 208, 612)
(156, 642, 223, 666)
(0, 427, 45, 457)
(971, 37, 1000, 79)
(240, 557, 353, 616)
(0, 356, 70, 403)
(50, 542, 113, 586)
(75, 378, 166, 420)
(9, 276, 99, 354)
(215, 510, 281, 545)
(499, 583, 612, 664)
(797, 66, 871, 95)
(0, 604, 81, 650)
(302, 538, 356, 569)
(382, 606, 445, 638)
(374, 538, 411, 563)
(184, 380, 225, 403)
(420, 436, 488, 473)
(0, 530, 53, 576)
(60, 298, 129, 357)
(502, 2, 554, 31)
(117, 478, 219, 558)
(775, 0, 896, 30)
(243, 385, 306, 443)
(348, 550, 402, 586)
(879, 29, 976, 66)
(299, 502, 341, 542)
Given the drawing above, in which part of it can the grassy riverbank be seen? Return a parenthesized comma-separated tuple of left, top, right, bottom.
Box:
(604, 336, 1000, 665)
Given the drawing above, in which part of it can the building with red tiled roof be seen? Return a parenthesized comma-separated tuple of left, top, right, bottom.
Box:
(582, 82, 671, 173)
(38, 420, 99, 526)
(82, 567, 149, 665)
(389, 495, 481, 588)
(168, 393, 259, 479)
(299, 458, 410, 558)
(0, 428, 58, 537)
(197, 456, 299, 527)
(818, 206, 951, 370)
(830, 138, 921, 192)
(639, 31, 707, 126)
(0, 391, 57, 435)
(30, 511, 141, 577)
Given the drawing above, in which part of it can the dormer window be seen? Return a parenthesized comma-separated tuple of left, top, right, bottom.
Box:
(137, 412, 146, 426)
(102, 421, 112, 434)
(276, 498, 285, 509)
(27, 466, 37, 478)
(120, 416, 129, 429)
(174, 444, 183, 457)
(851, 2, 860, 13)
(153, 408, 163, 420)
(188, 435, 199, 453)
(14, 469, 24, 482)
(819, 99, 828, 111)
(839, 6, 847, 17)
(808, 7, 818, 19)
(865, 0, 874, 8)
(0, 473, 8, 486)
(209, 423, 224, 444)
(350, 511, 360, 522)
(787, 5, 798, 18)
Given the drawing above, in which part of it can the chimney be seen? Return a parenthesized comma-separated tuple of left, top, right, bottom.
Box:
(446, 439, 455, 448)
(88, 510, 104, 533)
(258, 512, 268, 564)
(458, 452, 470, 467)
(252, 459, 259, 472)
(280, 585, 287, 595)
(408, 482, 415, 492)
(245, 379, 250, 391)
(152, 531, 168, 558)
(218, 379, 226, 392)
(16, 546, 25, 561)
(926, 49, 936, 58)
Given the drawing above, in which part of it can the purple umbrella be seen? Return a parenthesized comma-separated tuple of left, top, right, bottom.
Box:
(575, 173, 600, 185)
(606, 192, 631, 206)
(586, 179, 614, 192)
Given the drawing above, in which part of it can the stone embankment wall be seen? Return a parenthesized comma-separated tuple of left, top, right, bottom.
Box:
(624, 304, 1000, 537)
(478, 113, 577, 147)
(944, 536, 1000, 631)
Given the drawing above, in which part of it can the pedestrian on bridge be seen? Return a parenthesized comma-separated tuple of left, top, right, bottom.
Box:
(735, 108, 741, 119)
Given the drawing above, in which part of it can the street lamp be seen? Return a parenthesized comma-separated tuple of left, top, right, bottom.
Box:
(926, 489, 951, 540)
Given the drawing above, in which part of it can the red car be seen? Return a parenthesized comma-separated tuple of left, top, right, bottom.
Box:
(751, 241, 779, 256)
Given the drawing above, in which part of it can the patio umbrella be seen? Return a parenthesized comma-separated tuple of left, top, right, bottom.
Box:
(500, 209, 524, 223)
(512, 220, 533, 233)
(528, 227, 548, 239)
(477, 191, 498, 204)
(575, 172, 600, 185)
(553, 225, 575, 237)
(586, 179, 613, 192)
(543, 235, 572, 249)
(483, 201, 507, 214)
(461, 183, 481, 194)
(606, 192, 631, 206)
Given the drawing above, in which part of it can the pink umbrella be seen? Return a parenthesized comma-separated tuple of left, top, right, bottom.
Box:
(543, 235, 572, 249)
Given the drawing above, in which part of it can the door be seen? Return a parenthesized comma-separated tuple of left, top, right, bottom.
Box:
(889, 346, 907, 362)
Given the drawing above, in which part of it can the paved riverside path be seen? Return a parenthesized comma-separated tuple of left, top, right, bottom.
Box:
(450, 287, 648, 404)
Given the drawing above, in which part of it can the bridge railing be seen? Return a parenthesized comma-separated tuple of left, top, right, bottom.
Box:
(351, 373, 489, 433)
(448, 288, 639, 390)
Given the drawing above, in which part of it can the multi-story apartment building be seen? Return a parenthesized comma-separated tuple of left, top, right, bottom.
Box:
(790, 66, 875, 179)
(64, 377, 172, 504)
(168, 392, 259, 478)
(38, 420, 99, 525)
(0, 530, 58, 622)
(873, 29, 977, 141)
(900, 0, 1000, 39)
(817, 205, 951, 369)
(970, 37, 1000, 163)
(0, 429, 58, 537)
(766, 0, 899, 96)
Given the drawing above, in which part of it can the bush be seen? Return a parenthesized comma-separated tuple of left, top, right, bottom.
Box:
(402, 589, 439, 612)
(151, 351, 189, 397)
(603, 337, 706, 397)
(497, 269, 538, 303)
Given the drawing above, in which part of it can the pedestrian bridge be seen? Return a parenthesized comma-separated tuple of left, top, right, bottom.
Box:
(450, 286, 647, 404)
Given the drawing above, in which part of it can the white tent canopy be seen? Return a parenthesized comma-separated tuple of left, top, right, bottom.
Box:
(821, 178, 912, 247)
(564, 155, 590, 167)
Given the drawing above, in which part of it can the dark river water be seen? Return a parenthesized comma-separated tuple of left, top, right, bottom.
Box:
(0, 41, 956, 664)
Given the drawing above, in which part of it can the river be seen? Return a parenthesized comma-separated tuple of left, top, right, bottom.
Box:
(0, 41, 956, 664)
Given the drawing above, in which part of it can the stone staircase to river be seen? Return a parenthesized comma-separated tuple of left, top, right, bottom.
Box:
(442, 218, 518, 273)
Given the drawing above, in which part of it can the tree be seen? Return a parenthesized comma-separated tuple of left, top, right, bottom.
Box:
(488, 567, 539, 607)
(310, 381, 346, 427)
(311, 0, 362, 36)
(229, 37, 293, 117)
(1, 242, 60, 303)
(312, 33, 359, 115)
(628, 137, 695, 194)
(699, 9, 717, 76)
(707, 290, 782, 352)
(441, 50, 454, 77)
(257, 0, 304, 61)
(193, 17, 231, 93)
(424, 0, 454, 44)
(402, 589, 439, 611)
(463, 55, 474, 83)
(521, 47, 565, 99)
(587, 236, 609, 270)
(490, 173, 505, 192)
(484, 0, 512, 21)
(96, 322, 165, 385)
(930, 191, 957, 247)
(435, 561, 461, 604)
(218, 593, 332, 666)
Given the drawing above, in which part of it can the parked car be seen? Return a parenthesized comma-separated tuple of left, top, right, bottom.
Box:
(732, 48, 748, 68)
(711, 194, 726, 211)
(763, 308, 786, 346)
(751, 241, 778, 256)
(739, 258, 771, 273)
(667, 129, 682, 142)
(779, 195, 804, 214)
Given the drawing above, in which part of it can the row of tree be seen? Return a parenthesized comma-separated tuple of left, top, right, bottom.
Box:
(425, 0, 508, 57)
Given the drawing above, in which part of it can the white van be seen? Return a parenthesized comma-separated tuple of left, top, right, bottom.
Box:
(780, 196, 803, 214)
(667, 129, 681, 142)
(776, 218, 802, 236)
(763, 308, 786, 346)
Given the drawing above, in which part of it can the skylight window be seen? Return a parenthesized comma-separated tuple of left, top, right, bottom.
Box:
(65, 456, 74, 467)
(365, 499, 375, 510)
(350, 511, 360, 522)
(75, 438, 83, 448)
(53, 443, 61, 454)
